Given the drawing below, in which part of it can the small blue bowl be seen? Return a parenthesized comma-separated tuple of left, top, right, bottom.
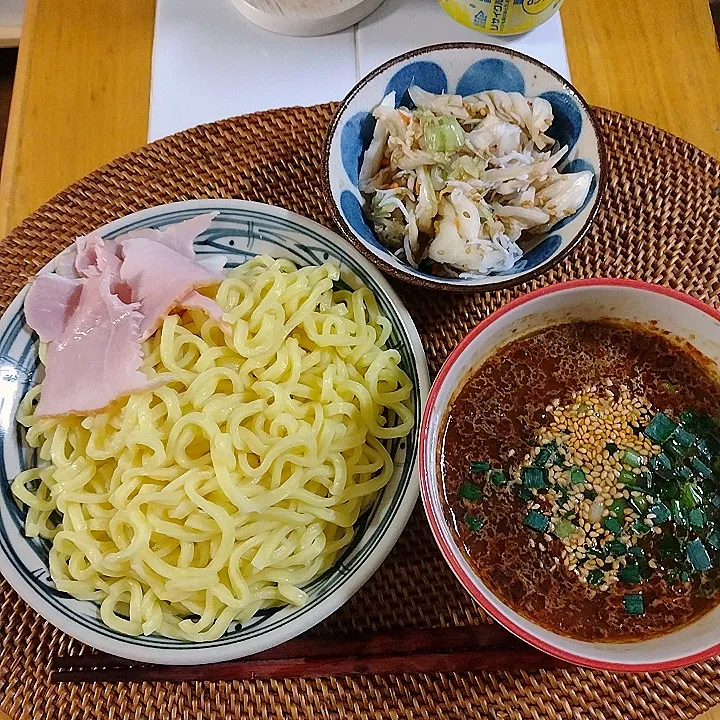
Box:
(324, 43, 606, 293)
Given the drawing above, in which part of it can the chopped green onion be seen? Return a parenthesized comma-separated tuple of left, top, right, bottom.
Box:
(630, 519, 651, 536)
(607, 540, 628, 556)
(619, 469, 638, 486)
(691, 457, 713, 478)
(623, 593, 645, 615)
(458, 482, 483, 501)
(489, 469, 506, 487)
(587, 569, 604, 585)
(534, 441, 558, 467)
(711, 494, 720, 508)
(635, 471, 654, 493)
(609, 498, 626, 517)
(628, 495, 649, 515)
(618, 564, 643, 584)
(523, 510, 550, 533)
(686, 538, 712, 571)
(678, 409, 697, 425)
(694, 435, 720, 460)
(648, 502, 671, 524)
(648, 452, 672, 473)
(583, 488, 598, 500)
(681, 571, 691, 583)
(521, 466, 549, 489)
(677, 465, 693, 482)
(707, 531, 720, 550)
(603, 516, 623, 536)
(587, 545, 609, 558)
(464, 513, 485, 533)
(553, 519, 576, 539)
(662, 481, 681, 501)
(664, 441, 688, 465)
(644, 412, 677, 444)
(622, 449, 644, 468)
(671, 499, 688, 526)
(517, 487, 534, 502)
(671, 426, 696, 448)
(628, 545, 646, 559)
(680, 482, 702, 509)
(470, 461, 491, 473)
(688, 507, 706, 529)
(570, 467, 586, 485)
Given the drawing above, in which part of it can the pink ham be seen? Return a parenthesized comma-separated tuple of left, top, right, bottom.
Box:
(75, 232, 122, 277)
(119, 238, 223, 340)
(24, 215, 228, 416)
(24, 273, 82, 343)
(35, 272, 155, 417)
(116, 213, 216, 259)
(74, 232, 132, 303)
(180, 291, 231, 335)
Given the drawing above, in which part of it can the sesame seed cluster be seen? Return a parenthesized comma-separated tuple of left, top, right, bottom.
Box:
(515, 383, 662, 588)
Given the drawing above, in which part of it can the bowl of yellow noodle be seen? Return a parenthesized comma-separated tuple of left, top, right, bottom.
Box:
(0, 200, 429, 664)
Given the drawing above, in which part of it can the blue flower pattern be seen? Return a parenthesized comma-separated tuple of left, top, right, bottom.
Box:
(337, 56, 596, 281)
(383, 61, 448, 109)
(456, 58, 525, 96)
(341, 112, 377, 187)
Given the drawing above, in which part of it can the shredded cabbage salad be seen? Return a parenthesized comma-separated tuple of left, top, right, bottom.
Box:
(359, 87, 593, 277)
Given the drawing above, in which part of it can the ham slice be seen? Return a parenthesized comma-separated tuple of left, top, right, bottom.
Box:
(24, 273, 82, 343)
(116, 213, 216, 259)
(119, 238, 223, 340)
(75, 232, 122, 277)
(196, 253, 228, 274)
(34, 272, 154, 417)
(24, 215, 228, 416)
(180, 291, 231, 335)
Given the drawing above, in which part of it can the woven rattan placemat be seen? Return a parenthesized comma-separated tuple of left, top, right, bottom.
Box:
(1, 105, 719, 720)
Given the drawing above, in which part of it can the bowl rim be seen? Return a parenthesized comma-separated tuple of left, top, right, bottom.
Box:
(323, 41, 608, 293)
(0, 198, 430, 664)
(419, 277, 720, 671)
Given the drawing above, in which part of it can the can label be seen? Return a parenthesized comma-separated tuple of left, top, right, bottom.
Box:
(438, 0, 564, 36)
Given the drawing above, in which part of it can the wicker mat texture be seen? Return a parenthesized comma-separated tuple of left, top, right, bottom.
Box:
(1, 105, 719, 720)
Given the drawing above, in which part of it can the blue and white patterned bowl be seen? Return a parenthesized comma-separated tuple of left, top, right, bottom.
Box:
(324, 43, 606, 292)
(0, 200, 430, 664)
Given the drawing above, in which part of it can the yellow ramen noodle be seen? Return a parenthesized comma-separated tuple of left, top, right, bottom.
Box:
(12, 256, 414, 642)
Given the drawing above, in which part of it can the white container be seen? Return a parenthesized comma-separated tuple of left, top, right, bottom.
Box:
(230, 0, 386, 36)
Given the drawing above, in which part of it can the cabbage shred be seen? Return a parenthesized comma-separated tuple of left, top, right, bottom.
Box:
(358, 86, 593, 276)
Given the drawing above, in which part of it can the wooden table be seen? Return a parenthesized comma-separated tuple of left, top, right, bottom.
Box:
(0, 1, 719, 718)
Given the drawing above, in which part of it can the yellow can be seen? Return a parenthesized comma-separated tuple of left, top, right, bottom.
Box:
(438, 0, 564, 35)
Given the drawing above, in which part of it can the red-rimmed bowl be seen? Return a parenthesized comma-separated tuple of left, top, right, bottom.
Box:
(420, 278, 720, 671)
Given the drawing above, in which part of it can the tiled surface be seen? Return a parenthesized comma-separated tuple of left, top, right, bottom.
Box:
(150, 0, 568, 141)
(149, 0, 356, 140)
